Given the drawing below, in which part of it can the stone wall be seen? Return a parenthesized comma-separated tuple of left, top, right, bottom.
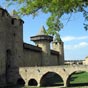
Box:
(0, 8, 13, 85)
(23, 43, 42, 66)
(50, 50, 59, 65)
(83, 57, 88, 65)
(23, 43, 60, 66)
(0, 7, 24, 84)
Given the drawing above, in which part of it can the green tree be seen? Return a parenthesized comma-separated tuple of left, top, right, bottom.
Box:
(6, 0, 88, 39)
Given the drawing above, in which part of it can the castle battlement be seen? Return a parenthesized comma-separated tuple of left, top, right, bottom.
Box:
(0, 7, 23, 26)
(0, 8, 9, 17)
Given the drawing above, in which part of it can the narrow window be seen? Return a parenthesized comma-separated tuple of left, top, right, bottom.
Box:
(11, 19, 14, 25)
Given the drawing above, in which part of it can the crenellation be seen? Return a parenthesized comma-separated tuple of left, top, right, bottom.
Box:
(0, 8, 5, 17)
(11, 18, 23, 26)
(0, 8, 10, 18)
(0, 8, 23, 27)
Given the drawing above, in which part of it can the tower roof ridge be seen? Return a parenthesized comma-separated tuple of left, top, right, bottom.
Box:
(37, 25, 46, 35)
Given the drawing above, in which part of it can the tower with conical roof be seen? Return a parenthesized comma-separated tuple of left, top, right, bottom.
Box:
(31, 26, 53, 66)
(52, 35, 64, 65)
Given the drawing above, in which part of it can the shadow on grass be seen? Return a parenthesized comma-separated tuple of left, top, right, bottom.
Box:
(68, 71, 88, 87)
(74, 71, 85, 75)
(69, 82, 88, 87)
(70, 76, 78, 81)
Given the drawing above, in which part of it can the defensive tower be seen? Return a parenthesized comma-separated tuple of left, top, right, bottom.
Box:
(52, 36, 64, 65)
(10, 10, 24, 67)
(31, 26, 53, 66)
(0, 8, 24, 85)
(0, 7, 10, 85)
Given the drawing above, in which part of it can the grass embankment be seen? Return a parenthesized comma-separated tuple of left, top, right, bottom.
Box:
(70, 71, 88, 87)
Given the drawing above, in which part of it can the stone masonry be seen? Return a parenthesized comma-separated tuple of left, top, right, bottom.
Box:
(0, 7, 64, 86)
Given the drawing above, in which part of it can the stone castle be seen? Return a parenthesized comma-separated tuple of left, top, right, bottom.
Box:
(0, 8, 64, 86)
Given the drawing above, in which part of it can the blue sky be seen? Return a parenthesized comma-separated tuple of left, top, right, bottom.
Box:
(0, 1, 88, 60)
(22, 12, 88, 60)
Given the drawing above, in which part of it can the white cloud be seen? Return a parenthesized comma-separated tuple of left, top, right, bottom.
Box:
(74, 42, 88, 48)
(64, 42, 88, 50)
(62, 36, 88, 42)
(62, 36, 75, 42)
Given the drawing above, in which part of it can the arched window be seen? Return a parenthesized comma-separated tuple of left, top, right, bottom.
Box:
(28, 79, 38, 86)
(40, 72, 64, 87)
(11, 19, 14, 25)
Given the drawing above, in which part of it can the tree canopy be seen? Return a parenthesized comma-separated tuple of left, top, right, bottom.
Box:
(6, 0, 88, 39)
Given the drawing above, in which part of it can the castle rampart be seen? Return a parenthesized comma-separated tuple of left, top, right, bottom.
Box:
(0, 7, 64, 86)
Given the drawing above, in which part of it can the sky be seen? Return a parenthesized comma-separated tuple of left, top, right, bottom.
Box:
(0, 1, 88, 60)
(22, 12, 88, 60)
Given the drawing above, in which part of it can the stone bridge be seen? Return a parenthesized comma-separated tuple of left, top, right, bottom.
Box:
(18, 65, 88, 87)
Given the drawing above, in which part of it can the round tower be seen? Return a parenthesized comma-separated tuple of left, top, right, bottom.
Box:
(31, 26, 53, 66)
(52, 35, 64, 65)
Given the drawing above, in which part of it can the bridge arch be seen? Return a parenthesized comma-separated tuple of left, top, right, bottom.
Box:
(17, 78, 25, 86)
(66, 71, 77, 87)
(40, 71, 64, 87)
(66, 70, 88, 87)
(28, 78, 38, 86)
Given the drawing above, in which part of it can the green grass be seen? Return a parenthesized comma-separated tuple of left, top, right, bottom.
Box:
(70, 72, 88, 85)
(70, 71, 88, 84)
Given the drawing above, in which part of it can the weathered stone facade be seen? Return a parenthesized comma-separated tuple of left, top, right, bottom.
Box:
(83, 56, 88, 65)
(0, 8, 64, 86)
